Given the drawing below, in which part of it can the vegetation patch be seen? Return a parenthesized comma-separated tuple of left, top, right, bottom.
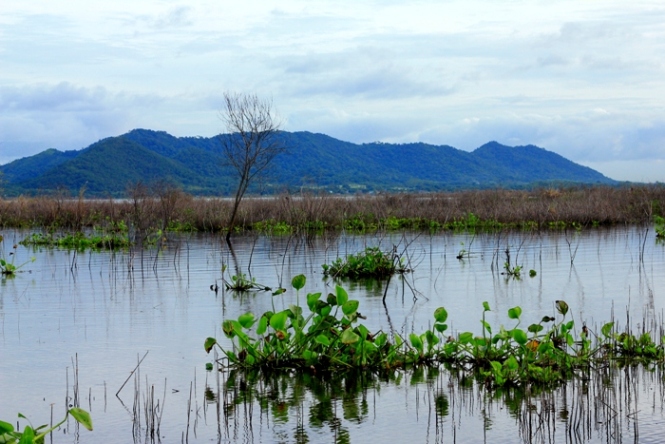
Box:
(0, 235, 35, 276)
(0, 408, 92, 444)
(20, 230, 131, 251)
(205, 276, 665, 389)
(321, 247, 409, 279)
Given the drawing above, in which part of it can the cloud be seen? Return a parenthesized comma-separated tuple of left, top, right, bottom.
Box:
(1, 1, 665, 182)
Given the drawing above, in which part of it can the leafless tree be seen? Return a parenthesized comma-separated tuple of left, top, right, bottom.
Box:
(220, 92, 285, 242)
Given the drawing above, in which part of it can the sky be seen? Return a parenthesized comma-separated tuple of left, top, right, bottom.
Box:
(1, 1, 664, 182)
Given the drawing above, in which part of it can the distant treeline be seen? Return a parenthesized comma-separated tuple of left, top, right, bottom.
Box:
(1, 185, 664, 235)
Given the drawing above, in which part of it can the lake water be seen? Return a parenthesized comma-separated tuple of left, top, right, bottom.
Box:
(1, 226, 665, 443)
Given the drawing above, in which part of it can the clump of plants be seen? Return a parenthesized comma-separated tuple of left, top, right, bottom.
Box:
(500, 247, 522, 279)
(217, 264, 275, 292)
(0, 407, 92, 443)
(20, 230, 131, 251)
(205, 276, 665, 389)
(321, 247, 408, 279)
(655, 215, 665, 239)
(0, 235, 35, 276)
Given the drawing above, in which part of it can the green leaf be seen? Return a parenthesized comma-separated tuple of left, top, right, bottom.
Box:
(340, 328, 360, 345)
(433, 307, 448, 323)
(555, 300, 569, 316)
(238, 313, 255, 329)
(507, 306, 522, 320)
(434, 322, 448, 333)
(505, 355, 519, 371)
(459, 332, 473, 344)
(19, 425, 34, 444)
(512, 328, 528, 346)
(69, 408, 93, 431)
(291, 274, 306, 291)
(481, 320, 492, 335)
(357, 324, 369, 340)
(205, 362, 213, 371)
(342, 300, 359, 316)
(375, 332, 387, 347)
(424, 330, 439, 347)
(410, 333, 423, 353)
(528, 323, 543, 334)
(222, 320, 235, 338)
(272, 287, 286, 296)
(601, 322, 614, 338)
(270, 310, 288, 331)
(204, 337, 217, 353)
(315, 334, 331, 347)
(302, 350, 317, 363)
(326, 293, 337, 306)
(336, 286, 348, 306)
(482, 301, 491, 312)
(256, 316, 268, 335)
(0, 420, 14, 434)
(307, 292, 321, 311)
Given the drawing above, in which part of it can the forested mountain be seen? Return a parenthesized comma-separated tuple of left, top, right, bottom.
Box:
(0, 129, 616, 196)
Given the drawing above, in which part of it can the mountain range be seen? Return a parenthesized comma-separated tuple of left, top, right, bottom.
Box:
(0, 129, 616, 196)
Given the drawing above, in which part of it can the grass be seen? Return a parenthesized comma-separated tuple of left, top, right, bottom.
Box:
(1, 185, 664, 236)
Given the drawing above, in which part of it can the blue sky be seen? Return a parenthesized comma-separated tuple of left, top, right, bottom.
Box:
(1, 0, 664, 181)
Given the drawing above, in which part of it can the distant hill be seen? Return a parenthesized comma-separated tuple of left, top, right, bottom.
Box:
(0, 129, 616, 196)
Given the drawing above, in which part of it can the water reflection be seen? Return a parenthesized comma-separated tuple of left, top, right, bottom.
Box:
(196, 362, 662, 444)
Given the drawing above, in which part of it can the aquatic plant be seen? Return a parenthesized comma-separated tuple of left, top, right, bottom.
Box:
(20, 230, 131, 251)
(219, 264, 273, 292)
(0, 408, 92, 443)
(655, 214, 665, 238)
(321, 247, 409, 279)
(0, 235, 35, 276)
(205, 276, 665, 389)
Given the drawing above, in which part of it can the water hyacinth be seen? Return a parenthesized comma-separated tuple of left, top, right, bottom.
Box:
(205, 276, 665, 388)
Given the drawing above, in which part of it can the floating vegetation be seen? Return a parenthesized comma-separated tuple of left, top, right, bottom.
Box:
(656, 214, 665, 238)
(216, 264, 275, 292)
(321, 247, 410, 279)
(0, 235, 35, 276)
(0, 408, 92, 444)
(205, 276, 665, 390)
(20, 230, 131, 251)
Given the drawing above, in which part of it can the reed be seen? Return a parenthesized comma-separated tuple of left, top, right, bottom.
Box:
(1, 185, 664, 234)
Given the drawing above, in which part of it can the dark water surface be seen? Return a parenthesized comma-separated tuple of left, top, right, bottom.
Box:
(1, 227, 665, 443)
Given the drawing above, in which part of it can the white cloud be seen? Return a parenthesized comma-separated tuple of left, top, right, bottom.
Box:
(1, 0, 664, 181)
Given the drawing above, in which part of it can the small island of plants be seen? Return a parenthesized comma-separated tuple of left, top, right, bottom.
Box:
(206, 275, 664, 389)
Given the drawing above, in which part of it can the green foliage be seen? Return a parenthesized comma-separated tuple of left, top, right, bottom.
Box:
(20, 230, 131, 251)
(655, 215, 665, 238)
(0, 235, 35, 276)
(321, 247, 408, 279)
(205, 284, 665, 389)
(502, 262, 522, 278)
(219, 265, 273, 292)
(0, 408, 92, 443)
(2, 129, 616, 197)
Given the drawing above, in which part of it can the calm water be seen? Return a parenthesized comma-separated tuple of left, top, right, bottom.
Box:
(1, 227, 665, 443)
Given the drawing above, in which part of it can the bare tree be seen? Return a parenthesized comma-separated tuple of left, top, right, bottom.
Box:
(220, 92, 285, 242)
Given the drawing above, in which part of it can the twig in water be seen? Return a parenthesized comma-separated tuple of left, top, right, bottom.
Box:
(116, 350, 149, 397)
